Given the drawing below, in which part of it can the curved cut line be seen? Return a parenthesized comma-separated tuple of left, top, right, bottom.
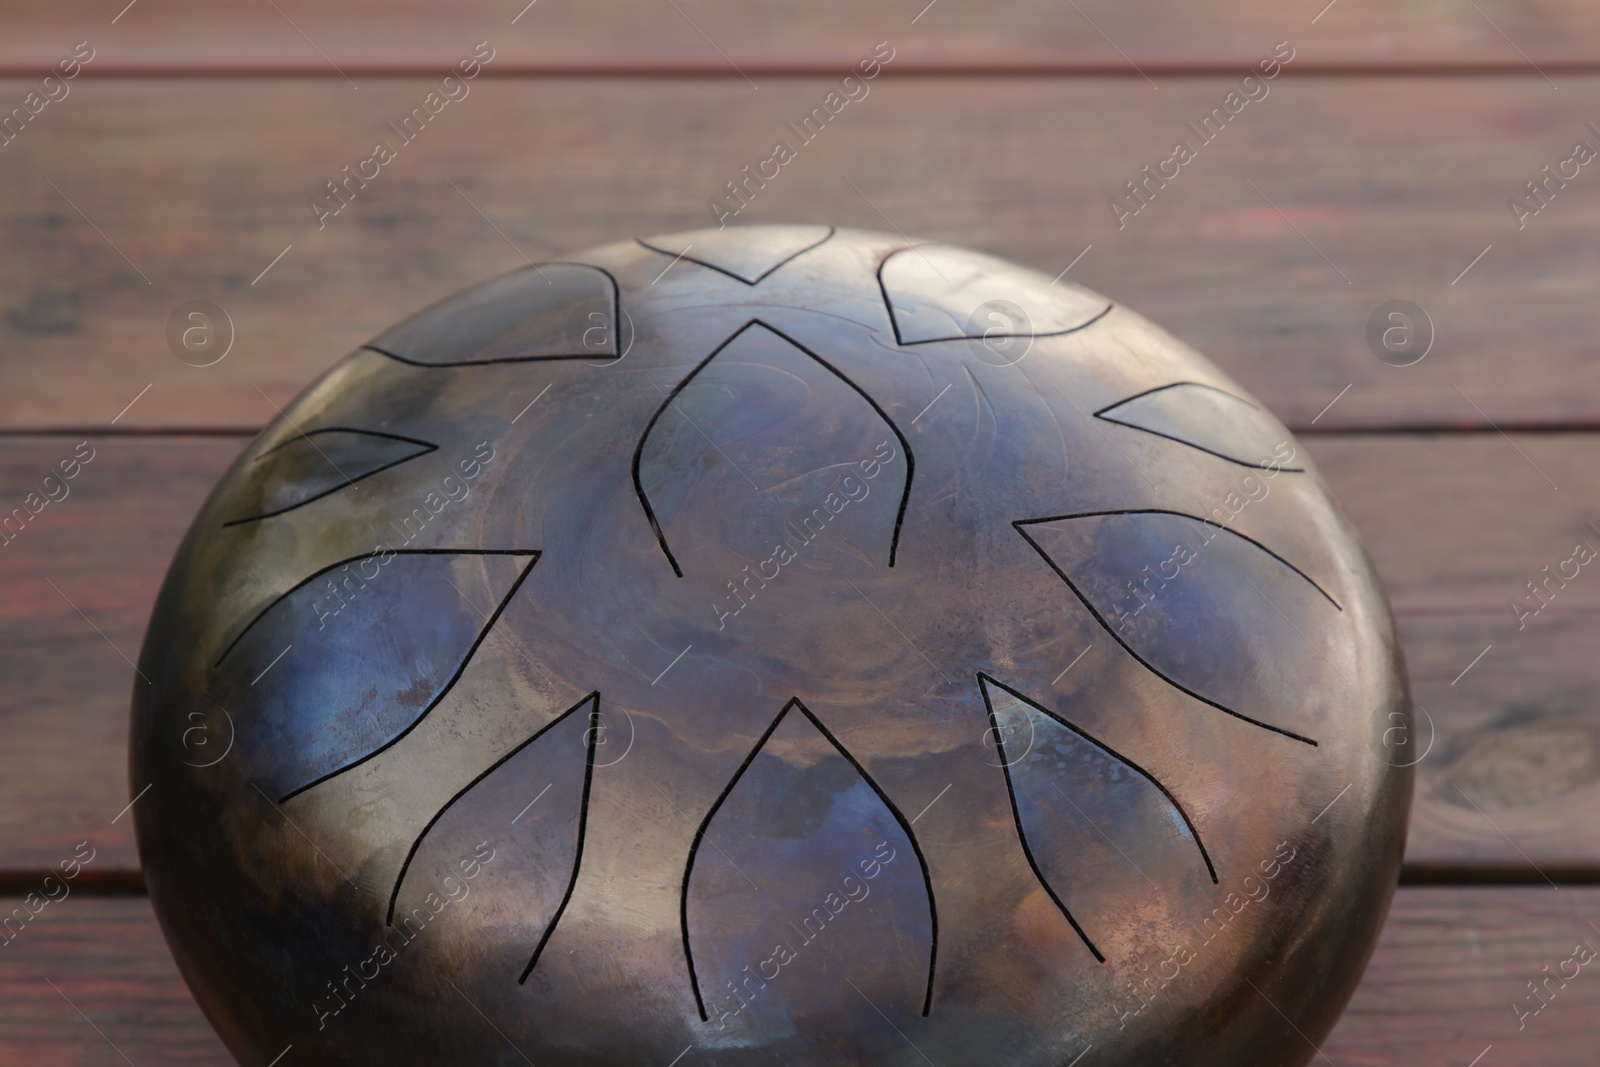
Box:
(275, 553, 543, 802)
(873, 247, 1114, 347)
(367, 343, 609, 368)
(386, 692, 599, 927)
(680, 697, 938, 1021)
(978, 672, 1219, 891)
(253, 426, 437, 460)
(1012, 519, 1321, 748)
(630, 330, 736, 577)
(1093, 381, 1306, 473)
(632, 319, 916, 577)
(1024, 509, 1340, 611)
(635, 226, 835, 286)
(1092, 380, 1258, 416)
(222, 428, 438, 526)
(976, 675, 1102, 962)
(364, 263, 623, 366)
(212, 549, 541, 668)
(519, 695, 601, 985)
(761, 322, 914, 568)
(892, 300, 1114, 348)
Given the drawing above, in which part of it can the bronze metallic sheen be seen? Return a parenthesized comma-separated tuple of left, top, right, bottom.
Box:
(131, 225, 1412, 1066)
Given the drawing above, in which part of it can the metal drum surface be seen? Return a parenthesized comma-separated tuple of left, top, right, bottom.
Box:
(131, 225, 1411, 1066)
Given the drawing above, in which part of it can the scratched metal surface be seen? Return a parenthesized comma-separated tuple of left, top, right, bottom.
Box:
(131, 226, 1410, 1065)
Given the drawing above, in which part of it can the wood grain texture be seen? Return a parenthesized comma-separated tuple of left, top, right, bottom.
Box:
(1399, 611, 1600, 878)
(2, 0, 1600, 73)
(1310, 434, 1598, 613)
(0, 897, 233, 1066)
(1321, 887, 1600, 1066)
(0, 436, 241, 875)
(2, 890, 1596, 1065)
(1, 76, 1598, 432)
(5, 435, 1600, 876)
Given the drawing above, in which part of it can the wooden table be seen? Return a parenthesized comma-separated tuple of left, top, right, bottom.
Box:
(3, 2, 1599, 1063)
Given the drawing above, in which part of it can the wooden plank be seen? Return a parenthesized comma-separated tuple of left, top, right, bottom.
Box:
(3, 0, 1600, 73)
(5, 435, 1600, 876)
(0, 897, 232, 1065)
(1257, 434, 1600, 876)
(1397, 611, 1600, 879)
(1, 76, 1598, 432)
(0, 890, 1595, 1064)
(0, 436, 242, 875)
(1309, 434, 1599, 614)
(1322, 887, 1600, 1065)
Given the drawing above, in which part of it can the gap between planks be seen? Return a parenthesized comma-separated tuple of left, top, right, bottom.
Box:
(6, 61, 1600, 79)
(5, 865, 1600, 896)
(8, 425, 1600, 440)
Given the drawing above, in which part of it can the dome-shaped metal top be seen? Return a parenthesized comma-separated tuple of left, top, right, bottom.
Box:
(133, 225, 1410, 1066)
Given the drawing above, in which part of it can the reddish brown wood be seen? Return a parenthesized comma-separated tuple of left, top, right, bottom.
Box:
(2, 0, 1599, 74)
(1397, 611, 1600, 877)
(1322, 887, 1600, 1066)
(0, 897, 232, 1065)
(2, 890, 1596, 1064)
(1, 78, 1598, 431)
(0, 436, 243, 875)
(1310, 434, 1600, 613)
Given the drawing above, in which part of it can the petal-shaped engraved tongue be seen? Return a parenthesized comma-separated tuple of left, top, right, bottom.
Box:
(635, 321, 911, 576)
(388, 693, 599, 985)
(879, 243, 1111, 345)
(224, 428, 436, 525)
(638, 225, 833, 285)
(1016, 511, 1343, 746)
(215, 550, 539, 801)
(367, 263, 618, 364)
(979, 674, 1216, 962)
(683, 698, 935, 1040)
(1096, 382, 1305, 470)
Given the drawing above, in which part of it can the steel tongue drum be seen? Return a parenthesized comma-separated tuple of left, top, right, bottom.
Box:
(132, 225, 1411, 1066)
